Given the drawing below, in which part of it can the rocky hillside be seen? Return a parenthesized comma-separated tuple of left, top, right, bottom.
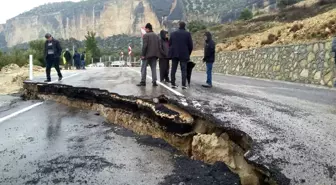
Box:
(192, 0, 336, 54)
(0, 0, 276, 48)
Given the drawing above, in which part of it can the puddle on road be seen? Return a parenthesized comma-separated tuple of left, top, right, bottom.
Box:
(22, 82, 290, 185)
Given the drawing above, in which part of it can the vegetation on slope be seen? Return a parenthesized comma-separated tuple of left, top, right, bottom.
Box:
(191, 0, 336, 54)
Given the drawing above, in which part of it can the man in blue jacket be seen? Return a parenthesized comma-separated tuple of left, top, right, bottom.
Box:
(202, 31, 216, 88)
(73, 50, 81, 70)
(169, 22, 193, 89)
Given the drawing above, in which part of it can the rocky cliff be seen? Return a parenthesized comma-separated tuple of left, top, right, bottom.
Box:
(0, 0, 274, 47)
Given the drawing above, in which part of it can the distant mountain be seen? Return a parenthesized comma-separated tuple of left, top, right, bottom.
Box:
(0, 0, 276, 48)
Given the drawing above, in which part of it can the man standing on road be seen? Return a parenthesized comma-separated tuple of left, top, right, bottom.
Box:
(64, 48, 72, 70)
(44, 33, 63, 82)
(81, 51, 86, 69)
(202, 31, 216, 88)
(137, 23, 160, 87)
(169, 21, 193, 89)
(73, 50, 81, 70)
(159, 30, 170, 83)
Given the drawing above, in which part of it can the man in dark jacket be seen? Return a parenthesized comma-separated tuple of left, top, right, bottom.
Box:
(64, 48, 72, 70)
(73, 50, 81, 70)
(202, 31, 216, 88)
(159, 30, 170, 83)
(81, 51, 86, 69)
(169, 22, 193, 89)
(44, 33, 63, 82)
(137, 23, 160, 87)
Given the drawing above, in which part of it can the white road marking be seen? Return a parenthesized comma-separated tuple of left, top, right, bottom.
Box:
(0, 102, 44, 123)
(48, 73, 81, 84)
(0, 72, 85, 123)
(127, 67, 184, 97)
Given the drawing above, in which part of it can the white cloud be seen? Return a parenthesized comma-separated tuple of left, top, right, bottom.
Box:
(0, 0, 80, 24)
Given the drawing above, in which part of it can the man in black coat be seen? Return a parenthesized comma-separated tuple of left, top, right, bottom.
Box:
(64, 48, 72, 70)
(168, 22, 193, 89)
(44, 33, 63, 82)
(202, 31, 216, 88)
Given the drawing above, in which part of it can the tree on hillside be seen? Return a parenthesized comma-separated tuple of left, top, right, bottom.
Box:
(188, 21, 207, 33)
(239, 8, 253, 20)
(85, 31, 101, 62)
(29, 40, 45, 66)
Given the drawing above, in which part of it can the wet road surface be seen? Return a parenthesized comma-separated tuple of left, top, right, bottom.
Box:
(0, 68, 241, 185)
(1, 67, 336, 184)
(173, 69, 336, 184)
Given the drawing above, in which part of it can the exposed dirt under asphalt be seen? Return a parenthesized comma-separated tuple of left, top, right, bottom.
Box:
(0, 100, 241, 185)
(20, 82, 291, 185)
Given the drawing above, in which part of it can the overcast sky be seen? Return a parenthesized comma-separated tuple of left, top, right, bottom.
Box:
(0, 0, 80, 24)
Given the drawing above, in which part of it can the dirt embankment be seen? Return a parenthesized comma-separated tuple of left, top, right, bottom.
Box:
(192, 0, 336, 56)
(0, 64, 45, 95)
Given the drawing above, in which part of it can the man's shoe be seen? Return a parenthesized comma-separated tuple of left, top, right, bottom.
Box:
(202, 84, 212, 88)
(171, 85, 178, 89)
(44, 80, 51, 83)
(182, 86, 188, 90)
(58, 77, 63, 81)
(153, 83, 158, 87)
(136, 82, 146, 86)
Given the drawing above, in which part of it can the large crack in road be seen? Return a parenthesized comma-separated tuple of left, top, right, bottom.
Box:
(22, 82, 290, 185)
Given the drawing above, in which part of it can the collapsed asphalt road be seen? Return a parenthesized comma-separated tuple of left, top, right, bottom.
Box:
(0, 67, 336, 184)
(0, 99, 241, 185)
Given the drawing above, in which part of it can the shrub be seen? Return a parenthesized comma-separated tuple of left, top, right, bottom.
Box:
(239, 8, 253, 20)
(261, 34, 278, 45)
(289, 24, 302, 32)
(188, 21, 207, 33)
(277, 0, 300, 9)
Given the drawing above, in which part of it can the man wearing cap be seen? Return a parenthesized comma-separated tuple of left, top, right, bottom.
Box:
(44, 33, 63, 82)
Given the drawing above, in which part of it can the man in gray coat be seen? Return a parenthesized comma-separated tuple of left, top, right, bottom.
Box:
(137, 23, 160, 87)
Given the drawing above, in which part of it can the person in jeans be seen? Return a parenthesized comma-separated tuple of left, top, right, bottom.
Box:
(202, 31, 216, 88)
(168, 22, 193, 89)
(137, 23, 160, 87)
(158, 30, 170, 83)
(81, 51, 86, 69)
(44, 33, 62, 82)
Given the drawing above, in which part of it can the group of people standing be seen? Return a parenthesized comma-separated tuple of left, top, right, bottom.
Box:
(62, 49, 86, 70)
(137, 21, 215, 89)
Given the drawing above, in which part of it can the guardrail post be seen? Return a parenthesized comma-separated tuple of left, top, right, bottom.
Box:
(29, 55, 33, 80)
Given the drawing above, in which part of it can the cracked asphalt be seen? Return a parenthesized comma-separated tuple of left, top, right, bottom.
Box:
(1, 67, 336, 184)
